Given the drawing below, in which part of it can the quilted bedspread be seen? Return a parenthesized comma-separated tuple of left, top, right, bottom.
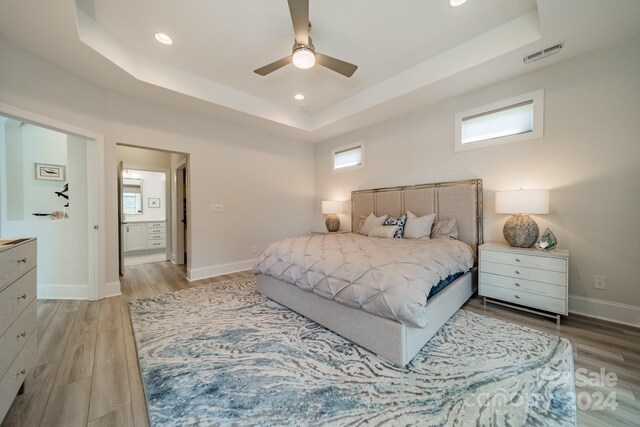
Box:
(253, 233, 474, 327)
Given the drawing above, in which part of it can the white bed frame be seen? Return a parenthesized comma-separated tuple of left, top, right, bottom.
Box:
(256, 179, 483, 367)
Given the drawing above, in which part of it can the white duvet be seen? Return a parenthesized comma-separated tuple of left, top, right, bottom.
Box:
(253, 233, 474, 327)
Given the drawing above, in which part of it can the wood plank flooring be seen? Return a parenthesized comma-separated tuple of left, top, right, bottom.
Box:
(2, 261, 638, 426)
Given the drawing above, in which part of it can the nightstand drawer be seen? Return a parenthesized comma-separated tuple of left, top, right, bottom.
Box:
(481, 284, 566, 314)
(481, 273, 565, 299)
(481, 250, 566, 272)
(480, 261, 566, 286)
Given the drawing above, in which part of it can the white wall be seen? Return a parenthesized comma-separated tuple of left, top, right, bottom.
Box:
(117, 145, 171, 169)
(122, 169, 166, 222)
(315, 36, 640, 325)
(0, 36, 315, 290)
(0, 121, 90, 297)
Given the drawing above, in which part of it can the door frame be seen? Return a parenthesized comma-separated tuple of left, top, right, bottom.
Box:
(0, 102, 105, 300)
(176, 162, 187, 265)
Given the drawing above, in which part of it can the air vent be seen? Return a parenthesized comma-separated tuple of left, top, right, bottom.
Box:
(523, 43, 564, 64)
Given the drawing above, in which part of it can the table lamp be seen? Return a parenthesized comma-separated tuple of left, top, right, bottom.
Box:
(495, 189, 549, 248)
(322, 201, 343, 232)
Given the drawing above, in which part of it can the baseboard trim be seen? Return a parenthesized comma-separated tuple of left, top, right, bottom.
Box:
(188, 259, 255, 282)
(38, 284, 91, 300)
(568, 294, 640, 327)
(102, 281, 122, 299)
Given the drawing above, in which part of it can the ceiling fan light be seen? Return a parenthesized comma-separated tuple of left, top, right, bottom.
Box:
(292, 47, 315, 69)
(449, 0, 468, 6)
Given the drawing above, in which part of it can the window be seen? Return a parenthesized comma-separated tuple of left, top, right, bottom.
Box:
(332, 142, 365, 172)
(454, 89, 544, 152)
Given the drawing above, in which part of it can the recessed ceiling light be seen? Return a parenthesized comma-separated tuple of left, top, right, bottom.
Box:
(294, 94, 305, 101)
(449, 0, 468, 6)
(154, 33, 173, 45)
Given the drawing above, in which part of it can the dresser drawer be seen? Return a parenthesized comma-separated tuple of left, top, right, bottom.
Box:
(147, 233, 165, 240)
(481, 250, 566, 272)
(147, 228, 165, 235)
(0, 331, 36, 421)
(0, 241, 36, 292)
(0, 301, 36, 379)
(481, 272, 565, 299)
(147, 239, 166, 250)
(148, 222, 165, 229)
(481, 284, 566, 314)
(0, 269, 36, 337)
(480, 261, 566, 286)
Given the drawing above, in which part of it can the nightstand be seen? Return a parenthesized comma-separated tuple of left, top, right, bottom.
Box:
(479, 242, 569, 325)
(311, 230, 349, 235)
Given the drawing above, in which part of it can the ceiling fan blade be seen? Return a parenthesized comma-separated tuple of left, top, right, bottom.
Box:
(316, 53, 358, 77)
(287, 0, 309, 45)
(253, 56, 292, 76)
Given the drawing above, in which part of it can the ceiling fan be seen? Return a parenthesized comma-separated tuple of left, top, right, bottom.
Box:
(254, 0, 358, 78)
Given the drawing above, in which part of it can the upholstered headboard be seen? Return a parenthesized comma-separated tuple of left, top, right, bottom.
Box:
(351, 179, 483, 256)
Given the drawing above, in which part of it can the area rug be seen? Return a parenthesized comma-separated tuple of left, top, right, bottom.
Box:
(129, 276, 576, 426)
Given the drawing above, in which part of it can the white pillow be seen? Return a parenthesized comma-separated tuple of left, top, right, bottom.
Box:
(359, 213, 388, 235)
(368, 225, 398, 238)
(404, 211, 436, 239)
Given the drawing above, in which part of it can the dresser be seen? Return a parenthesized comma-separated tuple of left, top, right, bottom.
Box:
(0, 238, 37, 421)
(479, 242, 569, 325)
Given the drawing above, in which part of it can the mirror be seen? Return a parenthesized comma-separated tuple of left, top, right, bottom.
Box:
(122, 178, 143, 214)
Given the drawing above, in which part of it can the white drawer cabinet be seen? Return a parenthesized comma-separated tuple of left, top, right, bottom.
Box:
(479, 242, 569, 325)
(124, 221, 166, 252)
(0, 238, 37, 422)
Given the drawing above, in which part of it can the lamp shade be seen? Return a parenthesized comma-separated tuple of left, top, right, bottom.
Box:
(495, 189, 549, 215)
(322, 200, 343, 215)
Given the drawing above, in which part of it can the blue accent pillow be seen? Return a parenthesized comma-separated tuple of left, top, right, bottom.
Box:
(383, 214, 407, 238)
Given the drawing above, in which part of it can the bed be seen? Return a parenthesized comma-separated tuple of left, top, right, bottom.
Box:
(255, 179, 483, 366)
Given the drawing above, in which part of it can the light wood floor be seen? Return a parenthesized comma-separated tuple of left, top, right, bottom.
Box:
(2, 262, 638, 426)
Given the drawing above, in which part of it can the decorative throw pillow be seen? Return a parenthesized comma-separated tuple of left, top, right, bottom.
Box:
(359, 213, 388, 236)
(431, 218, 459, 239)
(368, 225, 398, 238)
(355, 215, 367, 234)
(404, 211, 436, 239)
(383, 214, 407, 238)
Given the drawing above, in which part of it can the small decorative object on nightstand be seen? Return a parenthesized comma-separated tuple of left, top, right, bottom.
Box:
(311, 230, 348, 235)
(496, 189, 549, 248)
(321, 200, 343, 232)
(479, 242, 569, 325)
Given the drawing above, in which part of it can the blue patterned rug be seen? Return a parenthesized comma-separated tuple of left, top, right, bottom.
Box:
(129, 276, 576, 426)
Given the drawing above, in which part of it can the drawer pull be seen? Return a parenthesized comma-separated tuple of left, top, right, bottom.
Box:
(17, 331, 26, 338)
(16, 369, 25, 376)
(514, 270, 520, 275)
(514, 295, 520, 299)
(17, 258, 27, 264)
(515, 283, 520, 287)
(17, 294, 27, 300)
(515, 258, 520, 262)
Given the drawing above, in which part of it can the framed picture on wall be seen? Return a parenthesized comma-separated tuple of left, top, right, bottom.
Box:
(148, 198, 161, 208)
(35, 163, 66, 181)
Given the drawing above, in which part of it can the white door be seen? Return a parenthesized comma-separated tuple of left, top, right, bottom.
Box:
(124, 223, 146, 252)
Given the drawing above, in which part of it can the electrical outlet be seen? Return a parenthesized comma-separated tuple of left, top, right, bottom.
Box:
(251, 245, 258, 254)
(593, 276, 607, 290)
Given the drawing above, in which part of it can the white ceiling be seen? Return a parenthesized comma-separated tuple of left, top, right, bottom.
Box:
(1, 0, 639, 142)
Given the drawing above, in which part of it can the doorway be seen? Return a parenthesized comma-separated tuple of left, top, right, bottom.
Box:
(116, 145, 189, 275)
(0, 104, 103, 300)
